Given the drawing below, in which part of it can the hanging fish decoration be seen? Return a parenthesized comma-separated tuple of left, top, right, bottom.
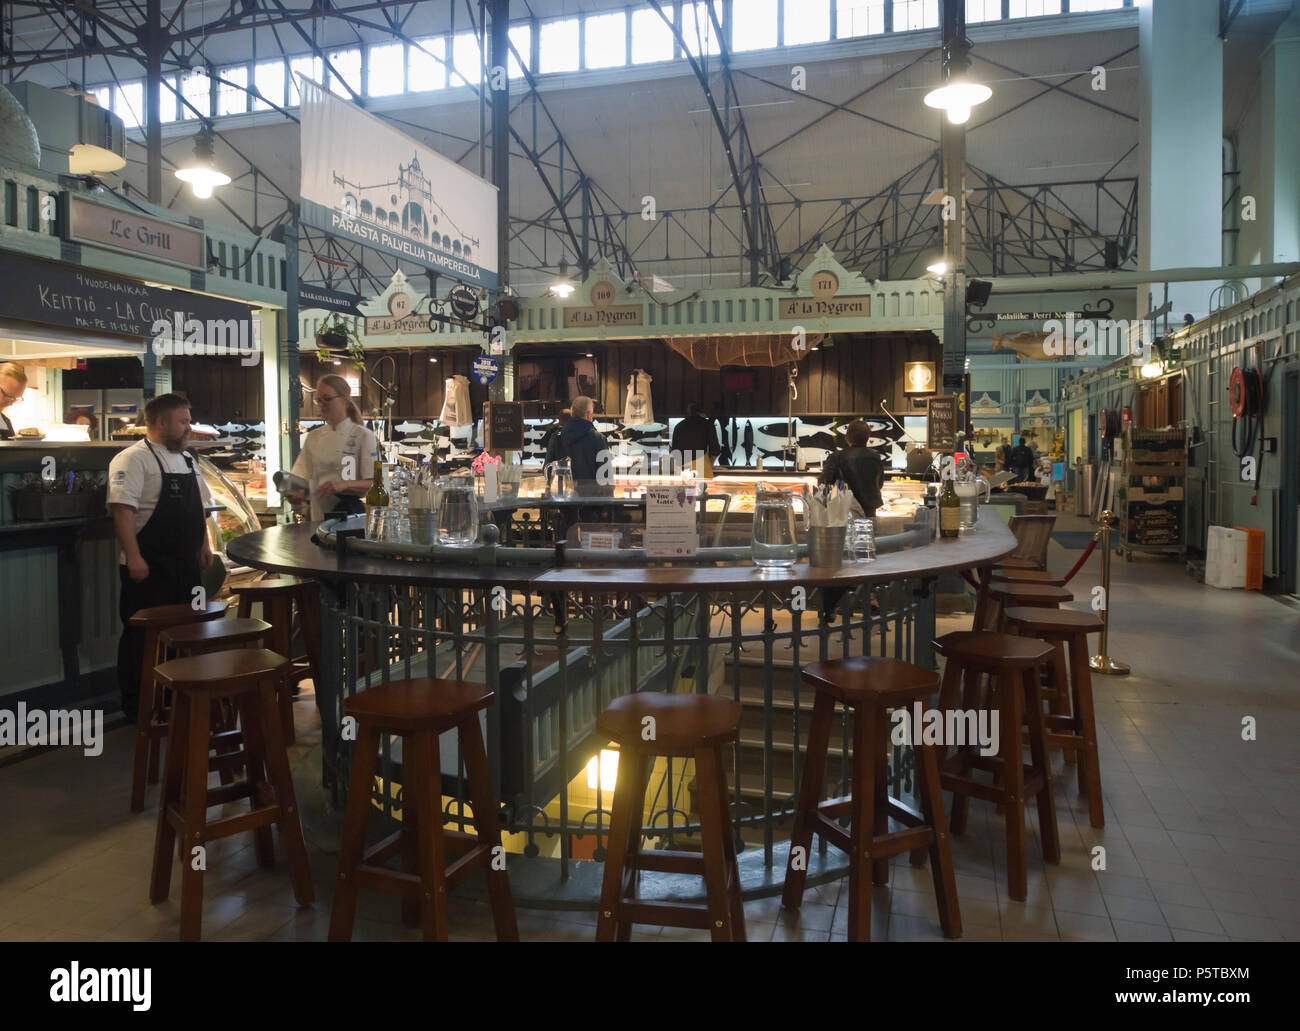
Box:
(742, 421, 755, 465)
(795, 430, 840, 451)
(715, 417, 732, 467)
(758, 421, 800, 437)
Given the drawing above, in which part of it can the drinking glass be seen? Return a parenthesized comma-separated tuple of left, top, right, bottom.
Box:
(848, 518, 876, 562)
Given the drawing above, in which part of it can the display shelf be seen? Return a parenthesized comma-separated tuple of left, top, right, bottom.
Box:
(1118, 427, 1187, 560)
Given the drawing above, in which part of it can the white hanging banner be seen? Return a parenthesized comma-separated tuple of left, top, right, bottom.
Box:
(297, 77, 499, 290)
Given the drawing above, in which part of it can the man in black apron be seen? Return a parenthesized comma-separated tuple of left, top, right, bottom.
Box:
(110, 394, 211, 721)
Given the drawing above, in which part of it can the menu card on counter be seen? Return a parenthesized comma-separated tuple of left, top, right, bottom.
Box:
(644, 486, 698, 558)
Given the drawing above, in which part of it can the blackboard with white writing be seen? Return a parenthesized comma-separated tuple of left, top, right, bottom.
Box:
(484, 402, 524, 451)
(927, 395, 959, 452)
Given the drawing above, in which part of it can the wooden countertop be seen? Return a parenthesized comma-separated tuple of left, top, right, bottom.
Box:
(226, 520, 1015, 590)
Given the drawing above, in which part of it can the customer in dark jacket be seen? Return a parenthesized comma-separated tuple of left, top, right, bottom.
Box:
(545, 395, 611, 491)
(819, 420, 885, 516)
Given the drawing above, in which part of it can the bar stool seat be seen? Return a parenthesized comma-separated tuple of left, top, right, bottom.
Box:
(149, 648, 314, 941)
(328, 679, 518, 942)
(595, 692, 745, 942)
(784, 658, 962, 941)
(987, 582, 1071, 632)
(1004, 607, 1106, 828)
(129, 601, 228, 812)
(933, 631, 1061, 902)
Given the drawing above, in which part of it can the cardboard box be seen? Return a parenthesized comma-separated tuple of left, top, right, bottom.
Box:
(1205, 526, 1247, 589)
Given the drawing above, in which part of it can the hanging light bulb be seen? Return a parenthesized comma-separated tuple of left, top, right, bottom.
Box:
(926, 257, 950, 277)
(924, 76, 992, 125)
(548, 257, 575, 298)
(174, 124, 231, 200)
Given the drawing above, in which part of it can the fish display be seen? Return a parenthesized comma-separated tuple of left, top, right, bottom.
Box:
(992, 331, 1055, 361)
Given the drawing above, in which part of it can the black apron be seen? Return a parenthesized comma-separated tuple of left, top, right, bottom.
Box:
(0, 412, 13, 440)
(116, 441, 207, 719)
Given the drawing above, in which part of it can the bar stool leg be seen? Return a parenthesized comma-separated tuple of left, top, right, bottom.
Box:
(1022, 668, 1060, 864)
(178, 694, 212, 942)
(846, 703, 878, 943)
(234, 690, 276, 870)
(695, 744, 741, 942)
(999, 672, 1028, 903)
(131, 644, 159, 812)
(782, 689, 834, 911)
(409, 731, 449, 941)
(400, 776, 422, 928)
(596, 744, 645, 942)
(150, 691, 189, 902)
(711, 747, 746, 938)
(1068, 636, 1105, 828)
(460, 714, 519, 942)
(1049, 642, 1077, 766)
(872, 723, 891, 887)
(914, 736, 962, 938)
(256, 678, 314, 906)
(328, 724, 380, 942)
(949, 668, 980, 835)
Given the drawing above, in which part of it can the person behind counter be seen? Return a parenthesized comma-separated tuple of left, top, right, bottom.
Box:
(670, 402, 721, 478)
(1, 362, 29, 439)
(819, 419, 885, 518)
(109, 393, 214, 721)
(286, 374, 378, 521)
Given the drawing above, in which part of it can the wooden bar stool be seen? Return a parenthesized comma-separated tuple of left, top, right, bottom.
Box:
(129, 601, 228, 812)
(595, 692, 745, 942)
(933, 631, 1060, 902)
(1004, 607, 1106, 828)
(328, 679, 518, 942)
(783, 657, 962, 941)
(150, 649, 314, 941)
(987, 582, 1071, 632)
(990, 569, 1067, 587)
(235, 578, 321, 744)
(161, 618, 272, 785)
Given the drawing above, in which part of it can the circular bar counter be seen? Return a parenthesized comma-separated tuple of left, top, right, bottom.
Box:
(227, 515, 1015, 908)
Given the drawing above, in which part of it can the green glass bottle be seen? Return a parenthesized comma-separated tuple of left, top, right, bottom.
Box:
(365, 454, 390, 539)
(939, 472, 960, 539)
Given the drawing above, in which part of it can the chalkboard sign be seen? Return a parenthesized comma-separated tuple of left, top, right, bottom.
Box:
(926, 395, 959, 451)
(484, 402, 524, 451)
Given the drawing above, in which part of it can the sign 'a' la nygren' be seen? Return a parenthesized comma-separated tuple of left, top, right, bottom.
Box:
(298, 77, 499, 290)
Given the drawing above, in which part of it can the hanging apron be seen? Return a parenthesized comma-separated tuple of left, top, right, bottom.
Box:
(623, 371, 654, 426)
(116, 441, 207, 718)
(440, 376, 471, 426)
(308, 422, 366, 520)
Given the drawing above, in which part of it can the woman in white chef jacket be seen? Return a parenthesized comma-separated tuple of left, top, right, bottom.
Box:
(286, 374, 378, 521)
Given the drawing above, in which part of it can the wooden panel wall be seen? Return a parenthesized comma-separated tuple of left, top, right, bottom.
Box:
(593, 332, 939, 419)
(298, 348, 488, 421)
(171, 355, 264, 422)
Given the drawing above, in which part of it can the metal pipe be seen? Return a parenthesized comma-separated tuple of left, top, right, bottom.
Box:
(985, 262, 1300, 294)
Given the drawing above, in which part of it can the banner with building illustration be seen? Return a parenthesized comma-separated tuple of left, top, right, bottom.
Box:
(297, 77, 498, 290)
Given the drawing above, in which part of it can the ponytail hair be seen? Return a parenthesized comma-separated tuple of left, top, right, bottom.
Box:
(316, 373, 362, 424)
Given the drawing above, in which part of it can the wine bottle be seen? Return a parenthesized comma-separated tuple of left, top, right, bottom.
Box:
(939, 471, 960, 539)
(365, 454, 390, 540)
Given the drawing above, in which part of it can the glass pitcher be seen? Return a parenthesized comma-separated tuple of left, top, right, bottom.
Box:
(545, 457, 573, 500)
(954, 477, 990, 532)
(751, 486, 800, 568)
(436, 474, 479, 546)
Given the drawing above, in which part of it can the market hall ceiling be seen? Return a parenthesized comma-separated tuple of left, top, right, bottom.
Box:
(0, 1, 1286, 294)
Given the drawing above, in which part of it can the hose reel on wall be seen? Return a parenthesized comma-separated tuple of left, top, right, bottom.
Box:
(1229, 363, 1266, 504)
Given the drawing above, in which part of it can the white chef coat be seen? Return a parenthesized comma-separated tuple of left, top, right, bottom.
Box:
(440, 376, 471, 427)
(108, 439, 213, 561)
(290, 419, 378, 521)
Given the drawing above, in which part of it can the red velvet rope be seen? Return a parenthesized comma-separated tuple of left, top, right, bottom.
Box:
(960, 532, 1100, 590)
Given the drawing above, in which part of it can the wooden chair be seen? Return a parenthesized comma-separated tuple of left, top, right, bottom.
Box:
(150, 649, 314, 941)
(129, 601, 228, 812)
(234, 577, 324, 744)
(328, 679, 518, 942)
(1002, 514, 1057, 571)
(783, 657, 962, 941)
(595, 692, 745, 942)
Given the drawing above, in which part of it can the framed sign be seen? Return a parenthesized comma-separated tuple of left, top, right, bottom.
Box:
(66, 195, 204, 270)
(904, 361, 936, 394)
(926, 395, 959, 451)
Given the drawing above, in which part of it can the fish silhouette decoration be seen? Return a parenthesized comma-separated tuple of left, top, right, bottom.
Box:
(796, 430, 840, 451)
(992, 331, 1054, 361)
(742, 421, 755, 465)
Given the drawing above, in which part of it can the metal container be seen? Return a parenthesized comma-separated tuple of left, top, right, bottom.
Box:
(409, 508, 436, 546)
(807, 525, 847, 567)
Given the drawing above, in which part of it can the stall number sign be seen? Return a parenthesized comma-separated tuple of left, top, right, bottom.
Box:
(471, 355, 500, 386)
(644, 486, 698, 558)
(926, 395, 959, 451)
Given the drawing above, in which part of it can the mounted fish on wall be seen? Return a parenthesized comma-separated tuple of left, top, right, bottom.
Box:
(991, 331, 1054, 361)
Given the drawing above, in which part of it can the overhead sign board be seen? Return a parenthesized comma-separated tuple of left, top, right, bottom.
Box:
(298, 77, 499, 290)
(66, 195, 204, 270)
(298, 282, 363, 316)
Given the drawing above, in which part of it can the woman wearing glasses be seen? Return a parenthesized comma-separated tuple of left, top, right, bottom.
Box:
(285, 374, 377, 521)
(0, 362, 28, 439)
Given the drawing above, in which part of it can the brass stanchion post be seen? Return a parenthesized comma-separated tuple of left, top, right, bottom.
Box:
(1090, 509, 1130, 675)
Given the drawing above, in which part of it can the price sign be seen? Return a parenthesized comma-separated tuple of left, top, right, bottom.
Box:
(483, 401, 523, 450)
(644, 485, 698, 558)
(926, 395, 959, 451)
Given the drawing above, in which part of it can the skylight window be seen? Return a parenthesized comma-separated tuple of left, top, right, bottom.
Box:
(784, 0, 831, 46)
(732, 0, 777, 52)
(631, 8, 674, 64)
(539, 18, 579, 74)
(408, 38, 446, 91)
(585, 11, 627, 69)
(367, 43, 404, 96)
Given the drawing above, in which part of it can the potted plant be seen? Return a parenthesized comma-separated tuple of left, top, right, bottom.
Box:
(314, 316, 364, 366)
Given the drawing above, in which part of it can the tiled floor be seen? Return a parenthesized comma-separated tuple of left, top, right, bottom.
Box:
(2, 520, 1298, 942)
